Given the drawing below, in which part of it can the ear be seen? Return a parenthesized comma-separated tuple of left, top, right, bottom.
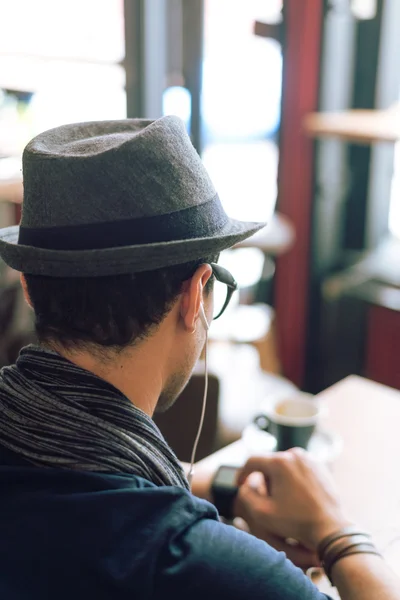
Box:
(180, 264, 212, 332)
(20, 274, 33, 308)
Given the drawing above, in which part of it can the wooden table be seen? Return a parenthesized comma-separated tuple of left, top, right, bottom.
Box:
(195, 376, 400, 595)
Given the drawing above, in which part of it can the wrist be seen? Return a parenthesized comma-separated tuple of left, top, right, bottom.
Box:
(232, 484, 250, 521)
(185, 464, 213, 501)
(316, 526, 381, 585)
(308, 517, 355, 551)
(211, 466, 240, 520)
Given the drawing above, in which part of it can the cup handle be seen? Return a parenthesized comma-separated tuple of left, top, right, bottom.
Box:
(253, 414, 271, 433)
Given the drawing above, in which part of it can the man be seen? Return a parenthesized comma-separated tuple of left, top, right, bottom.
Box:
(0, 116, 398, 599)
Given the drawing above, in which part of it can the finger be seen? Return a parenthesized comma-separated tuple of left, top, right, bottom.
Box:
(279, 543, 320, 570)
(264, 532, 319, 568)
(237, 455, 281, 486)
(247, 471, 267, 495)
(287, 447, 308, 457)
(257, 530, 319, 568)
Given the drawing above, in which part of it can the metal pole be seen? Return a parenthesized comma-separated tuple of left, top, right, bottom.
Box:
(182, 0, 204, 153)
(124, 0, 167, 119)
(124, 0, 145, 118)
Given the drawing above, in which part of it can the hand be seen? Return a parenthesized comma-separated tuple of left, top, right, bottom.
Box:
(234, 448, 352, 556)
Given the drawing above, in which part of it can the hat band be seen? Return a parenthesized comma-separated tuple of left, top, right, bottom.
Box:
(18, 194, 228, 251)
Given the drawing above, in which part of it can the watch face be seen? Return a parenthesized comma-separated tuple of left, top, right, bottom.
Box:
(215, 466, 240, 488)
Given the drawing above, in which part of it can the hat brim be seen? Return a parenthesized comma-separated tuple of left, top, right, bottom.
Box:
(0, 219, 265, 277)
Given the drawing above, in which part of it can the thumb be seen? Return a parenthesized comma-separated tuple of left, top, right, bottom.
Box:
(237, 455, 278, 486)
(235, 481, 274, 522)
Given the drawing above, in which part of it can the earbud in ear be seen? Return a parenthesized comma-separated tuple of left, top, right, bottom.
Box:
(199, 304, 210, 331)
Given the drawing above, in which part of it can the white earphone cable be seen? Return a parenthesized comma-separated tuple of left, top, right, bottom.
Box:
(187, 327, 208, 487)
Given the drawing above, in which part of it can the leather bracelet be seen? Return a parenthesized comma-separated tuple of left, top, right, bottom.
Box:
(323, 539, 375, 575)
(322, 534, 373, 570)
(326, 544, 382, 585)
(318, 526, 371, 560)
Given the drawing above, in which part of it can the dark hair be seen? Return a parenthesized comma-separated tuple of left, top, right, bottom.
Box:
(24, 256, 217, 352)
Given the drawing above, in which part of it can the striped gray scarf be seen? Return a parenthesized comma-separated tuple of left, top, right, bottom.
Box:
(0, 345, 189, 490)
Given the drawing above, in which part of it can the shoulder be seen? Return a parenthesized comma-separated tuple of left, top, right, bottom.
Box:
(1, 468, 331, 599)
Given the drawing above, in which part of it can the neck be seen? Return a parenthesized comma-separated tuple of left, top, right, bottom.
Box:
(49, 323, 174, 417)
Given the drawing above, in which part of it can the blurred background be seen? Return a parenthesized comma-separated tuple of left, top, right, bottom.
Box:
(1, 0, 400, 458)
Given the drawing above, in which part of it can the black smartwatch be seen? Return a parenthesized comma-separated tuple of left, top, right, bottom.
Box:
(211, 465, 240, 520)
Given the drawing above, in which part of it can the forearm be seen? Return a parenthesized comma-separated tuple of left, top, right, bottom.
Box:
(331, 553, 400, 600)
(181, 462, 213, 501)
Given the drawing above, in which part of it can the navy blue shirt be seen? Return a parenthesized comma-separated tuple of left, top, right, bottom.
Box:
(0, 448, 332, 599)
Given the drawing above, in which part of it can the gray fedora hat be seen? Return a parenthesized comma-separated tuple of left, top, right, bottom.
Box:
(0, 116, 265, 277)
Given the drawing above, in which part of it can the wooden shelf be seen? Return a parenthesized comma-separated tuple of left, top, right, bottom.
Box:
(303, 105, 400, 144)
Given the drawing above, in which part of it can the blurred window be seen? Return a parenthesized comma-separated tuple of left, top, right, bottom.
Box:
(0, 0, 125, 155)
(201, 0, 282, 224)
